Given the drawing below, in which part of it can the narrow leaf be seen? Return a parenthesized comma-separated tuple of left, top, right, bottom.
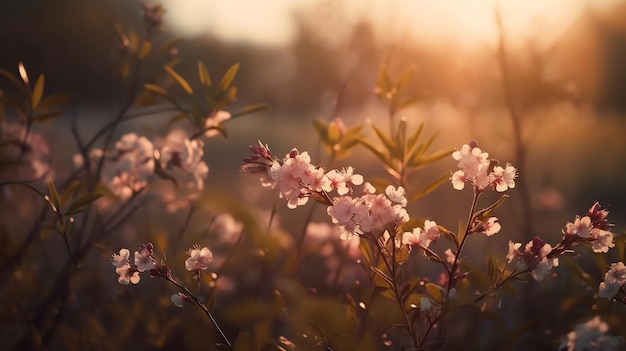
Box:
(0, 68, 26, 90)
(358, 139, 387, 164)
(38, 93, 73, 108)
(410, 173, 451, 202)
(145, 83, 186, 113)
(371, 266, 393, 288)
(32, 110, 63, 121)
(220, 63, 240, 90)
(139, 40, 152, 60)
(157, 38, 183, 54)
(231, 103, 269, 119)
(369, 121, 395, 153)
(48, 180, 61, 207)
(474, 195, 509, 222)
(67, 192, 103, 214)
(164, 66, 193, 95)
(197, 61, 211, 87)
(60, 180, 81, 206)
(413, 148, 453, 168)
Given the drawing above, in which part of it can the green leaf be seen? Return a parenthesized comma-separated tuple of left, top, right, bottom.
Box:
(474, 195, 509, 222)
(410, 173, 451, 202)
(157, 38, 183, 54)
(48, 180, 61, 207)
(164, 66, 193, 95)
(395, 118, 407, 162)
(67, 192, 103, 214)
(0, 68, 26, 91)
(406, 123, 423, 152)
(38, 93, 73, 108)
(487, 256, 500, 285)
(60, 181, 81, 206)
(198, 61, 211, 87)
(32, 110, 63, 122)
(412, 148, 453, 168)
(457, 220, 466, 247)
(144, 83, 186, 113)
(40, 225, 55, 240)
(425, 283, 442, 302)
(398, 95, 423, 110)
(31, 74, 44, 109)
(359, 239, 374, 267)
(220, 63, 240, 90)
(396, 65, 415, 91)
(139, 40, 151, 60)
(357, 139, 387, 164)
(371, 266, 393, 288)
(376, 64, 391, 96)
(231, 103, 268, 119)
(369, 121, 395, 153)
(395, 245, 410, 266)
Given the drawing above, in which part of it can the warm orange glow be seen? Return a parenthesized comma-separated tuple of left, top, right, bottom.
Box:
(163, 0, 607, 48)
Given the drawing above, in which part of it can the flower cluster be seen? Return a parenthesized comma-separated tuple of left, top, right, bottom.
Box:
(327, 184, 409, 239)
(561, 202, 615, 253)
(241, 142, 410, 239)
(97, 133, 155, 201)
(450, 141, 516, 192)
(506, 237, 559, 281)
(507, 202, 615, 281)
(241, 143, 364, 209)
(559, 316, 624, 351)
(0, 122, 52, 180)
(157, 129, 209, 191)
(598, 262, 626, 300)
(111, 243, 156, 285)
(78, 131, 210, 203)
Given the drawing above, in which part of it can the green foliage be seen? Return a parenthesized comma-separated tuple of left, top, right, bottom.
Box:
(358, 118, 453, 200)
(313, 118, 363, 160)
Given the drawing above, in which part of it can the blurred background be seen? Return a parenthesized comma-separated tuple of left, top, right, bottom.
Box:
(1, 0, 625, 229)
(2, 0, 626, 349)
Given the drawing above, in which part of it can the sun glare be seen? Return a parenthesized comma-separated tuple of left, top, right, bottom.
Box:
(164, 0, 590, 48)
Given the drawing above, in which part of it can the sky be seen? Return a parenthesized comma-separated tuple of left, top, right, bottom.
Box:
(162, 0, 621, 49)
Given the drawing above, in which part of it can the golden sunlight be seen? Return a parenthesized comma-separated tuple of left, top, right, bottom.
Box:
(163, 0, 603, 48)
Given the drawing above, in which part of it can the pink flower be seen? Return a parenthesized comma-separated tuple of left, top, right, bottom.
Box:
(185, 246, 214, 272)
(402, 220, 441, 249)
(477, 217, 501, 236)
(157, 129, 209, 191)
(492, 163, 517, 192)
(204, 110, 231, 137)
(385, 185, 407, 207)
(451, 170, 466, 190)
(452, 143, 489, 179)
(101, 133, 155, 201)
(511, 237, 558, 281)
(134, 243, 156, 272)
(1, 122, 53, 181)
(560, 316, 624, 351)
(444, 249, 456, 265)
(565, 216, 593, 239)
(111, 248, 131, 268)
(116, 263, 140, 285)
(598, 262, 626, 299)
(450, 142, 516, 192)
